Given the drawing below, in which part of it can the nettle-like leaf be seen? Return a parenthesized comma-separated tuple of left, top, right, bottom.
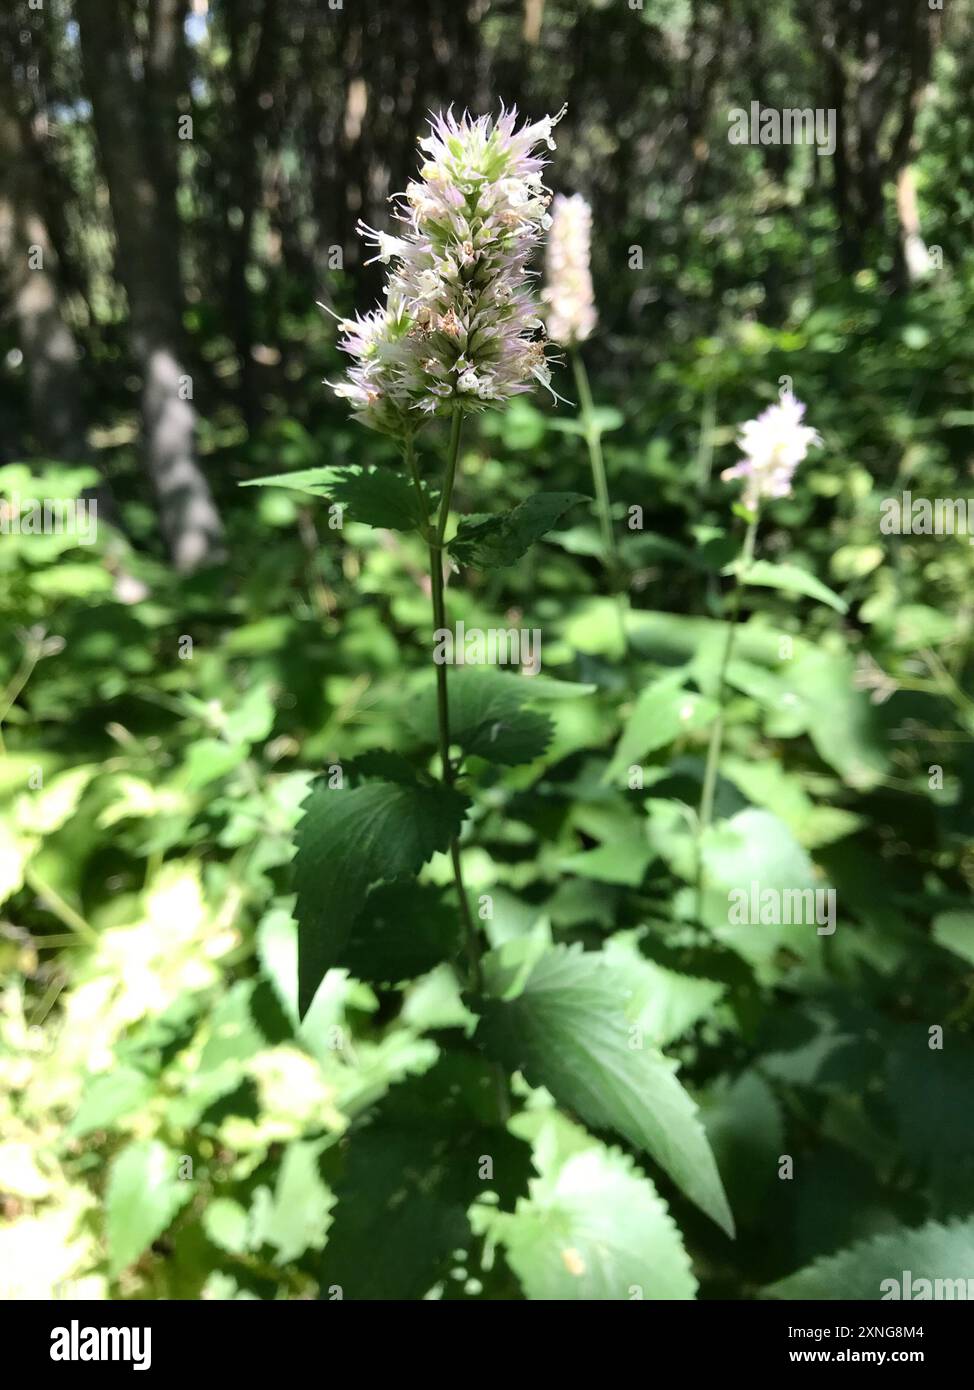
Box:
(294, 754, 469, 1015)
(476, 941, 734, 1235)
(249, 1139, 334, 1264)
(342, 880, 460, 985)
(242, 466, 334, 497)
(317, 1054, 533, 1299)
(406, 668, 559, 766)
(329, 466, 434, 531)
(242, 465, 434, 531)
(764, 1218, 974, 1300)
(601, 933, 725, 1047)
(105, 1140, 193, 1277)
(479, 1110, 697, 1300)
(448, 491, 588, 568)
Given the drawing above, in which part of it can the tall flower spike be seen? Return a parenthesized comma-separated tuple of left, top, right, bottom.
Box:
(542, 192, 597, 347)
(329, 104, 567, 436)
(721, 390, 822, 510)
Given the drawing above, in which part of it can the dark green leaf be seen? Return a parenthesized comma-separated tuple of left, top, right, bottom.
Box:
(477, 942, 734, 1234)
(294, 763, 469, 1015)
(449, 492, 588, 568)
(342, 881, 460, 985)
(765, 1219, 974, 1300)
(405, 668, 555, 766)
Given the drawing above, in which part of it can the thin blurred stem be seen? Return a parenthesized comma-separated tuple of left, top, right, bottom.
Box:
(406, 410, 482, 993)
(695, 511, 759, 920)
(0, 644, 41, 755)
(571, 348, 619, 580)
(571, 348, 628, 670)
(24, 866, 99, 947)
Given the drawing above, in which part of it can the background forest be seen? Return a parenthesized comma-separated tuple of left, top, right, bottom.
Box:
(2, 0, 974, 1302)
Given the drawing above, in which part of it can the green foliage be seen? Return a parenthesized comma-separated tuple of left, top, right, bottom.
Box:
(478, 1111, 698, 1300)
(766, 1220, 974, 1300)
(5, 0, 974, 1298)
(477, 941, 734, 1234)
(293, 759, 469, 1014)
(105, 1142, 193, 1277)
(449, 492, 588, 568)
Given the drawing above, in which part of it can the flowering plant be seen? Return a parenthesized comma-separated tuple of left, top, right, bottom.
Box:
(332, 105, 566, 435)
(721, 389, 822, 511)
(542, 191, 597, 348)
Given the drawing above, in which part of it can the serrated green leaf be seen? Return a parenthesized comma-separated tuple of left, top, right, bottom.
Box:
(317, 1055, 532, 1299)
(602, 936, 724, 1046)
(343, 881, 460, 985)
(477, 943, 734, 1234)
(249, 1140, 334, 1264)
(241, 467, 334, 496)
(449, 492, 587, 568)
(483, 1116, 697, 1300)
(242, 465, 432, 531)
(405, 668, 554, 766)
(329, 467, 432, 531)
(765, 1218, 974, 1300)
(294, 764, 469, 1015)
(105, 1140, 193, 1277)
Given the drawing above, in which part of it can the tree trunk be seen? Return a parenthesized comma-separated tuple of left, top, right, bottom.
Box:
(0, 99, 85, 461)
(76, 0, 223, 572)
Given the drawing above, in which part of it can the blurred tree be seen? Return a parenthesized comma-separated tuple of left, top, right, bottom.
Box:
(0, 64, 85, 460)
(76, 0, 223, 571)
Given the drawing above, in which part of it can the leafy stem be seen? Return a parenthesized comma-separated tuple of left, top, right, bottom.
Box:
(406, 408, 483, 993)
(695, 509, 760, 920)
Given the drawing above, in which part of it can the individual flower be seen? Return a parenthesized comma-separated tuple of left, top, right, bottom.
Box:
(541, 192, 597, 347)
(328, 103, 567, 435)
(721, 390, 822, 509)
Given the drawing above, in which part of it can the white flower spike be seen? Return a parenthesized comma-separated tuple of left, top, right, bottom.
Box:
(721, 390, 822, 510)
(542, 192, 597, 348)
(329, 103, 568, 436)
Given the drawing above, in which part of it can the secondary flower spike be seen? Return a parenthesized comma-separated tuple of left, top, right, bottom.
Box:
(542, 192, 597, 347)
(329, 103, 567, 435)
(721, 390, 822, 510)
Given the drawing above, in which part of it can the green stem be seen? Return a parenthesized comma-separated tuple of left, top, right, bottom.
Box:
(695, 511, 759, 919)
(571, 349, 618, 576)
(0, 645, 41, 755)
(24, 866, 99, 947)
(407, 411, 483, 993)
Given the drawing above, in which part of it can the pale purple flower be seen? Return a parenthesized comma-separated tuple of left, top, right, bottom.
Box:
(721, 390, 822, 509)
(542, 193, 597, 347)
(329, 104, 567, 435)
